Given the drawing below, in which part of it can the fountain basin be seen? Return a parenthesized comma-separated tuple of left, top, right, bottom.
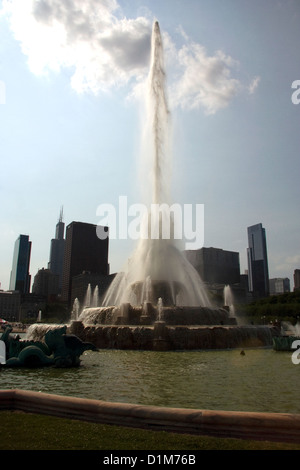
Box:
(64, 300, 280, 351)
(69, 321, 278, 351)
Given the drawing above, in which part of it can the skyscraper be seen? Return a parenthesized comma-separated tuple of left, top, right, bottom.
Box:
(48, 207, 65, 292)
(61, 221, 109, 305)
(184, 247, 240, 285)
(9, 234, 32, 294)
(294, 269, 300, 291)
(247, 223, 269, 297)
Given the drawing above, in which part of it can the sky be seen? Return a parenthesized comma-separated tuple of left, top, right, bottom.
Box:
(0, 0, 299, 292)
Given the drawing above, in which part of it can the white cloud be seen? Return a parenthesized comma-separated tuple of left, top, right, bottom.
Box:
(2, 0, 258, 113)
(169, 42, 242, 114)
(2, 0, 151, 93)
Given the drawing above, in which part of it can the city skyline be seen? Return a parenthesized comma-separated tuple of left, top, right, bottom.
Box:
(5, 217, 299, 294)
(1, 0, 299, 291)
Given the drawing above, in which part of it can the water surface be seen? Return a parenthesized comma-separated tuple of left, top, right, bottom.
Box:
(1, 348, 299, 414)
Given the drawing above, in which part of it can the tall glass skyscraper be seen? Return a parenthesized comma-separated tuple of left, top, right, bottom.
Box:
(9, 234, 32, 293)
(247, 223, 269, 297)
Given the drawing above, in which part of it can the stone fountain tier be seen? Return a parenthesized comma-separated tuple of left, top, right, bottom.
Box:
(77, 303, 237, 326)
(69, 321, 279, 351)
(67, 301, 280, 350)
(26, 320, 280, 351)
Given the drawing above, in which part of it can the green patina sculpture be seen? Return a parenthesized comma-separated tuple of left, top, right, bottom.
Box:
(0, 325, 97, 368)
(273, 335, 300, 351)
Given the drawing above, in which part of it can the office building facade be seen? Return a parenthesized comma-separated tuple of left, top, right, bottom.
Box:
(269, 277, 290, 295)
(9, 234, 32, 294)
(61, 221, 109, 305)
(294, 269, 300, 291)
(32, 268, 60, 300)
(184, 247, 240, 285)
(0, 290, 21, 322)
(247, 223, 269, 297)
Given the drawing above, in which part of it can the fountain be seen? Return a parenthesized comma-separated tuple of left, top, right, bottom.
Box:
(223, 285, 235, 317)
(76, 22, 230, 325)
(68, 21, 278, 350)
(28, 21, 278, 350)
(93, 21, 212, 311)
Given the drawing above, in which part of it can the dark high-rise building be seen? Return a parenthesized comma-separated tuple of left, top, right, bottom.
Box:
(32, 268, 59, 300)
(0, 291, 21, 322)
(184, 247, 240, 285)
(61, 221, 109, 305)
(247, 223, 269, 297)
(48, 208, 65, 292)
(9, 234, 32, 294)
(294, 269, 300, 291)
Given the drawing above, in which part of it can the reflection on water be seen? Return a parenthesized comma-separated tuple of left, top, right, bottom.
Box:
(1, 348, 298, 414)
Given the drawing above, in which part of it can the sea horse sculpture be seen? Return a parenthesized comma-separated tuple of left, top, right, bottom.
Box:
(0, 324, 97, 368)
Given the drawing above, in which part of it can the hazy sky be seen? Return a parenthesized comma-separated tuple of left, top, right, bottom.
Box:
(0, 0, 299, 291)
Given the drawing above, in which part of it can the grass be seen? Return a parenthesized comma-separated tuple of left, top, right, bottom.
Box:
(0, 411, 300, 451)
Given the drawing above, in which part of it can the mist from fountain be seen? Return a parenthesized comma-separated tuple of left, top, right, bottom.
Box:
(281, 321, 300, 336)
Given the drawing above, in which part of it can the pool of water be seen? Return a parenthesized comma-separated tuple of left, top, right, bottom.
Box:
(1, 347, 299, 414)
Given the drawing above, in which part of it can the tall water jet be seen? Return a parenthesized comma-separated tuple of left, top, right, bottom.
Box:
(101, 21, 211, 309)
(71, 298, 81, 321)
(84, 284, 92, 308)
(143, 276, 152, 302)
(223, 285, 235, 316)
(157, 297, 164, 321)
(92, 286, 99, 307)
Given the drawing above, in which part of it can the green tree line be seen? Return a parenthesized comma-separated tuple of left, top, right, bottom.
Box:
(237, 290, 300, 324)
